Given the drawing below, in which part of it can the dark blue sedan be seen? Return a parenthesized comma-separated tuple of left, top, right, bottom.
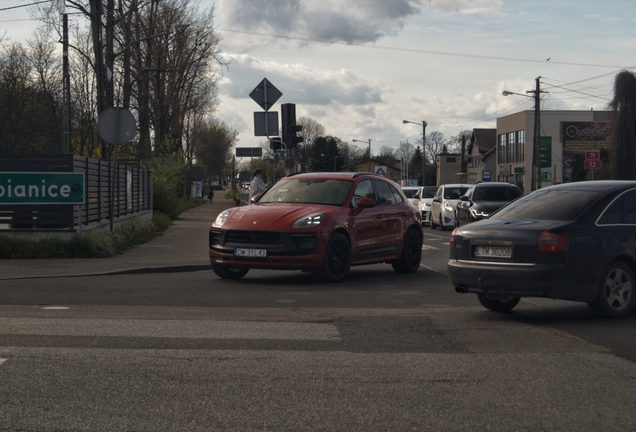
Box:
(448, 181, 636, 318)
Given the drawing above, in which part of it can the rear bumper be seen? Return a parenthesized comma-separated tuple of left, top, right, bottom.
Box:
(447, 259, 597, 302)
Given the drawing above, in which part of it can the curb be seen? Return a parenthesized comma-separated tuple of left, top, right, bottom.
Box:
(0, 264, 213, 281)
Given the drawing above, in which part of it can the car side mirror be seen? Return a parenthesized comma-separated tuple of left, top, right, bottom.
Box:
(250, 194, 260, 204)
(433, 197, 441, 203)
(357, 197, 376, 210)
(459, 195, 469, 201)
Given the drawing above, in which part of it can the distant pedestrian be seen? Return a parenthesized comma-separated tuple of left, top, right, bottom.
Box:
(249, 168, 267, 203)
(207, 190, 214, 203)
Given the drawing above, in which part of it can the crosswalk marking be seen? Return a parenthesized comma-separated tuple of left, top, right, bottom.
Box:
(0, 318, 340, 341)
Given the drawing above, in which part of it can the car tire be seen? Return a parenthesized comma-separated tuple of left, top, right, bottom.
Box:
(588, 261, 635, 318)
(318, 232, 351, 282)
(212, 264, 249, 280)
(477, 294, 520, 312)
(392, 229, 422, 273)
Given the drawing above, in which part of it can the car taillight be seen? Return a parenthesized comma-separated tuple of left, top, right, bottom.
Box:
(450, 228, 458, 248)
(537, 231, 570, 253)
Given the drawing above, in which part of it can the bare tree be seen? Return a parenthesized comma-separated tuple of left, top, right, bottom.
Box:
(296, 116, 325, 166)
(193, 118, 237, 183)
(425, 131, 447, 170)
(609, 70, 636, 180)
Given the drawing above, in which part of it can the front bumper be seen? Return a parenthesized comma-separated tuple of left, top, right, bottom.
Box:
(209, 229, 326, 270)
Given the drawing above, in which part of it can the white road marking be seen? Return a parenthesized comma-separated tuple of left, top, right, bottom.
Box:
(422, 245, 439, 251)
(0, 359, 6, 366)
(41, 306, 70, 310)
(0, 318, 340, 341)
(521, 299, 543, 306)
(419, 263, 448, 276)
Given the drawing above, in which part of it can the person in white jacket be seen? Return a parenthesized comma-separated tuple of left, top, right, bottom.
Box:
(249, 168, 267, 202)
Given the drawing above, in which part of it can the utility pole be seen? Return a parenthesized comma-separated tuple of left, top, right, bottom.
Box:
(532, 76, 542, 191)
(421, 122, 427, 186)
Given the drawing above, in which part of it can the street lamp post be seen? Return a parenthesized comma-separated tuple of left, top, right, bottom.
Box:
(353, 139, 372, 172)
(402, 120, 427, 186)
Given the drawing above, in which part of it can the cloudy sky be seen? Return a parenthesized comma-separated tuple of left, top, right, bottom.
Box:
(3, 0, 636, 154)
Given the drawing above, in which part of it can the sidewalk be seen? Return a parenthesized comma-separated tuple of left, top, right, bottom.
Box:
(0, 198, 238, 281)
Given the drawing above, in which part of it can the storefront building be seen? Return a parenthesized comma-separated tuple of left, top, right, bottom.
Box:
(496, 110, 613, 194)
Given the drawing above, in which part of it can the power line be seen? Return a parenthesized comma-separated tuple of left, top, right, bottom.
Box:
(0, 1, 52, 12)
(220, 28, 630, 69)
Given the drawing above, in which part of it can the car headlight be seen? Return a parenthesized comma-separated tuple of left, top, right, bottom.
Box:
(213, 210, 229, 227)
(443, 201, 454, 213)
(472, 209, 490, 218)
(292, 213, 324, 228)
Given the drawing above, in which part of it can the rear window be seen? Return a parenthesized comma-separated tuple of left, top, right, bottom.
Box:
(473, 186, 522, 202)
(492, 189, 605, 221)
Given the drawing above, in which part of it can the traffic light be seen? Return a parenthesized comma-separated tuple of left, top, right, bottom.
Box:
(281, 103, 303, 149)
(269, 137, 283, 151)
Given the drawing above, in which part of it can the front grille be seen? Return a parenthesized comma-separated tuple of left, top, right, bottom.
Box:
(210, 230, 318, 256)
(226, 230, 281, 244)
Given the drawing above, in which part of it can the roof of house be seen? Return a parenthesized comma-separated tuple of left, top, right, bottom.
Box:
(468, 129, 496, 155)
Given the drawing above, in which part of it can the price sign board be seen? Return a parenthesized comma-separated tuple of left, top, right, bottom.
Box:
(584, 160, 601, 169)
(585, 151, 600, 160)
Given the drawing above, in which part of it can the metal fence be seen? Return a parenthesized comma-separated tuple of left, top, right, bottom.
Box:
(0, 154, 152, 232)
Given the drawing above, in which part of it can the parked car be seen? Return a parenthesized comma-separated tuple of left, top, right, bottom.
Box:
(455, 182, 523, 227)
(430, 183, 470, 230)
(210, 172, 423, 282)
(448, 181, 636, 318)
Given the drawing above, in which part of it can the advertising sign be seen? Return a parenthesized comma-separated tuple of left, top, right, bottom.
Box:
(0, 172, 85, 204)
(562, 121, 613, 182)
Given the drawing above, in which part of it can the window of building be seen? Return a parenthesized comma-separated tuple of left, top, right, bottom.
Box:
(498, 130, 525, 165)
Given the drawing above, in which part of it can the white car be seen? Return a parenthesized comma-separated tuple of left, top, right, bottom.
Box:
(401, 186, 423, 207)
(430, 183, 470, 230)
(402, 186, 439, 226)
(419, 186, 439, 225)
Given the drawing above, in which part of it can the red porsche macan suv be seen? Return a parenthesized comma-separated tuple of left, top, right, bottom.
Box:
(209, 172, 423, 282)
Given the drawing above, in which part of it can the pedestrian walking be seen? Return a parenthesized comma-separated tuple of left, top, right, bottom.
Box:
(249, 168, 267, 203)
(207, 189, 214, 203)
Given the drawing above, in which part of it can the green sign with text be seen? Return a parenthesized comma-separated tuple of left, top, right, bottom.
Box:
(0, 172, 85, 204)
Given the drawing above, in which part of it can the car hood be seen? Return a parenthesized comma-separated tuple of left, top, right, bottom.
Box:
(222, 203, 335, 229)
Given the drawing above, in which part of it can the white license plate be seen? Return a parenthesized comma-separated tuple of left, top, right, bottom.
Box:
(474, 246, 512, 259)
(234, 248, 267, 258)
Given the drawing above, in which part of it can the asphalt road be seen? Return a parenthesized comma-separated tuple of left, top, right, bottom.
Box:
(1, 228, 636, 431)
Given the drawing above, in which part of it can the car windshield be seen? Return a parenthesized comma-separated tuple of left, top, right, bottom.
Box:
(492, 189, 605, 221)
(258, 178, 353, 206)
(402, 189, 419, 198)
(443, 187, 469, 200)
(473, 187, 522, 202)
(422, 187, 437, 198)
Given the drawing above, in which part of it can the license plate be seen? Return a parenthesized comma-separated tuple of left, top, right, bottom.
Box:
(234, 248, 267, 258)
(474, 246, 512, 259)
